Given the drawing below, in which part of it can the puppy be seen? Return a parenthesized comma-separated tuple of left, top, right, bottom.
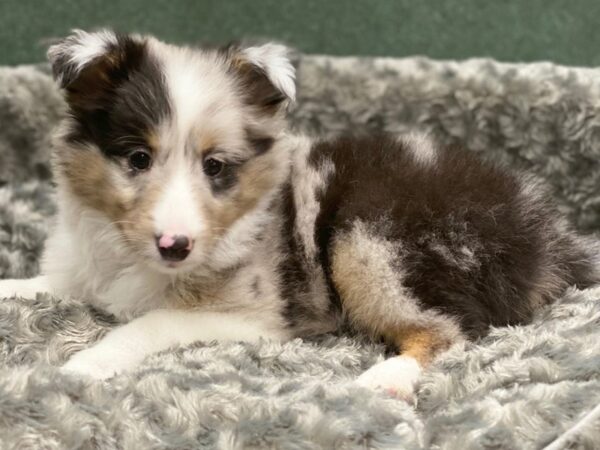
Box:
(1, 30, 598, 401)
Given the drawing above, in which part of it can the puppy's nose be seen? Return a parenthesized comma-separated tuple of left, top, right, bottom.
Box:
(156, 234, 193, 262)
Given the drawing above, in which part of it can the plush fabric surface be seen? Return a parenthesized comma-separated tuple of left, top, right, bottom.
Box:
(0, 57, 599, 449)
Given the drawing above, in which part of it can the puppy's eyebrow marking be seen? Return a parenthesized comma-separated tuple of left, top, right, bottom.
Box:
(186, 131, 220, 158)
(144, 129, 161, 152)
(200, 146, 216, 156)
(198, 140, 251, 165)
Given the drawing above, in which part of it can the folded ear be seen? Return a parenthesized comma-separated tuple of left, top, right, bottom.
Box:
(47, 29, 146, 111)
(229, 43, 296, 113)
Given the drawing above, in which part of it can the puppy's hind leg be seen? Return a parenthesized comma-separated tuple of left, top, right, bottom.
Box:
(0, 276, 51, 299)
(330, 222, 464, 402)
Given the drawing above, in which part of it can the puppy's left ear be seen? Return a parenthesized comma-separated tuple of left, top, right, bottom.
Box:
(229, 43, 296, 113)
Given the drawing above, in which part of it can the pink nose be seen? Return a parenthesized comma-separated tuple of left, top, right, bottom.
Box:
(155, 234, 193, 262)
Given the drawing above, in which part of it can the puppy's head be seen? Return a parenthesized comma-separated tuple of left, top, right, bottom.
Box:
(48, 30, 294, 274)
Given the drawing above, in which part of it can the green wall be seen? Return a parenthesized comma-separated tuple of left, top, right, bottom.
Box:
(1, 0, 600, 66)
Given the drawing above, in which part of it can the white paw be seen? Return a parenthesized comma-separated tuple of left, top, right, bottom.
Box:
(62, 346, 132, 380)
(355, 356, 422, 404)
(0, 277, 49, 299)
(0, 280, 28, 299)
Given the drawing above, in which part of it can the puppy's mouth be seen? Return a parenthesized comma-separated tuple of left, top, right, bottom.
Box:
(148, 246, 207, 276)
(161, 260, 186, 270)
(148, 255, 194, 274)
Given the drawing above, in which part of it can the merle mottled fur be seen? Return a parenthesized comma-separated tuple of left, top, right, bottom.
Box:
(2, 53, 600, 449)
(12, 30, 598, 389)
(281, 135, 599, 339)
(278, 181, 323, 328)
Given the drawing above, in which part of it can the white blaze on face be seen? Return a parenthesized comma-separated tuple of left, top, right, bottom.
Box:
(147, 41, 228, 253)
(152, 40, 246, 146)
(152, 163, 204, 243)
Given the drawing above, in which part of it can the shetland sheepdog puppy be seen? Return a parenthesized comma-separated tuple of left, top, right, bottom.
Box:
(1, 30, 598, 402)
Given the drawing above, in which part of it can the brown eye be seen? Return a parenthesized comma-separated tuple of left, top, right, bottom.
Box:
(129, 150, 152, 171)
(203, 157, 224, 177)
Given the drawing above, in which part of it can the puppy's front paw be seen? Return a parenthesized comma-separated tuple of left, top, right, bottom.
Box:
(0, 277, 50, 300)
(0, 279, 29, 299)
(62, 347, 128, 380)
(355, 356, 422, 404)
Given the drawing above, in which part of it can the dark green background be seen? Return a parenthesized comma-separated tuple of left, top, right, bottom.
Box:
(1, 0, 600, 66)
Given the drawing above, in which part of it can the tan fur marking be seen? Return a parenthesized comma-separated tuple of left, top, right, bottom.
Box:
(204, 153, 279, 240)
(118, 180, 163, 246)
(330, 221, 416, 336)
(196, 132, 220, 156)
(57, 147, 129, 220)
(145, 129, 161, 154)
(56, 140, 163, 257)
(392, 327, 451, 366)
(331, 221, 458, 367)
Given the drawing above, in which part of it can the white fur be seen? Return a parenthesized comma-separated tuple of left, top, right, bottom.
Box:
(62, 309, 288, 379)
(153, 40, 247, 153)
(42, 189, 170, 319)
(242, 44, 296, 101)
(355, 356, 422, 403)
(152, 163, 204, 240)
(47, 29, 118, 84)
(401, 133, 437, 166)
(0, 276, 50, 299)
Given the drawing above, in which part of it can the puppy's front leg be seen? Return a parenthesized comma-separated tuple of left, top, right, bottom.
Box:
(62, 309, 286, 379)
(0, 275, 51, 299)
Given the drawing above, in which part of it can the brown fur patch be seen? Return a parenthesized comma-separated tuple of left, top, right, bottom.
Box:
(196, 132, 220, 157)
(56, 140, 161, 256)
(56, 146, 130, 220)
(63, 38, 147, 113)
(65, 59, 114, 111)
(313, 134, 600, 341)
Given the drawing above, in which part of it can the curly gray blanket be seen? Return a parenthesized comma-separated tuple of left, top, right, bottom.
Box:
(0, 56, 599, 449)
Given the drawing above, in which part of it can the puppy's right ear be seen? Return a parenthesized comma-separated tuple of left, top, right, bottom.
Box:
(47, 29, 145, 111)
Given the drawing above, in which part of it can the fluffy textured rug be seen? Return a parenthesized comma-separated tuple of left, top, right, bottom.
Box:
(0, 56, 599, 449)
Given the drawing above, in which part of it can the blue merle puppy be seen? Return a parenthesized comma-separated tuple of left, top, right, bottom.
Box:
(0, 30, 598, 402)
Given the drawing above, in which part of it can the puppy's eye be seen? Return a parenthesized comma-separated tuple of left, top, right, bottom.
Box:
(203, 157, 224, 177)
(128, 150, 152, 171)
